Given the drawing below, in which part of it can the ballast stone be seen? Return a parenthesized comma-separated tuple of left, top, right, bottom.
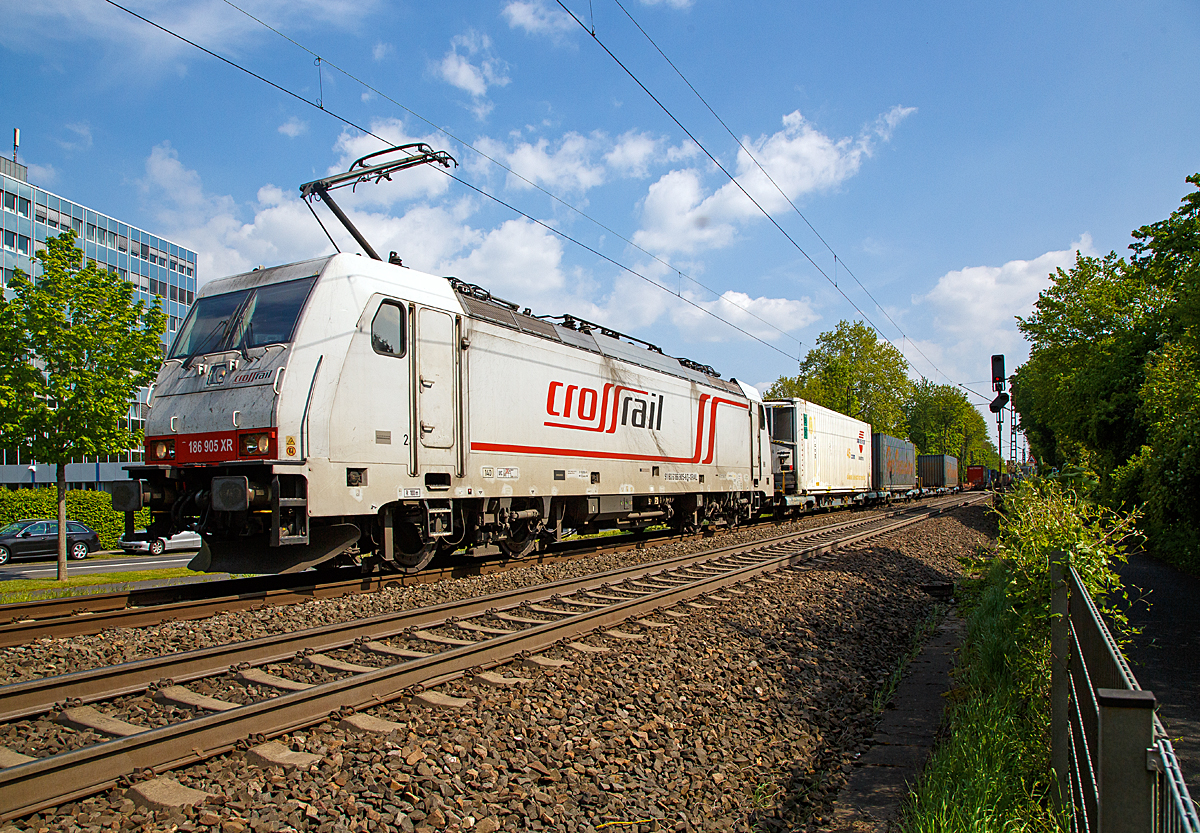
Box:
(127, 776, 214, 810)
(246, 741, 322, 771)
(339, 712, 405, 734)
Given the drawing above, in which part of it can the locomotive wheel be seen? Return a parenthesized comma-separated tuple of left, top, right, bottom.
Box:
(499, 522, 538, 558)
(393, 523, 436, 573)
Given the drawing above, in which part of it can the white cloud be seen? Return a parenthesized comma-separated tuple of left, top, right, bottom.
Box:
(0, 0, 382, 79)
(26, 162, 58, 187)
(474, 128, 691, 195)
(436, 30, 510, 119)
(372, 42, 391, 61)
(57, 121, 93, 152)
(639, 0, 694, 9)
(633, 106, 914, 255)
(441, 218, 566, 298)
(477, 132, 606, 194)
(278, 117, 308, 138)
(669, 289, 818, 343)
(502, 0, 574, 37)
(906, 235, 1097, 387)
(604, 131, 659, 178)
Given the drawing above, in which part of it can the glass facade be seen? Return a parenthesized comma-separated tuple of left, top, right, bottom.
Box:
(0, 159, 198, 489)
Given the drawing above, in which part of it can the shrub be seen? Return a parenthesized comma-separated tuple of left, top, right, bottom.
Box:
(0, 488, 149, 550)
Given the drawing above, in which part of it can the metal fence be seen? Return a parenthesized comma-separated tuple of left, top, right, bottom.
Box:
(1050, 551, 1200, 833)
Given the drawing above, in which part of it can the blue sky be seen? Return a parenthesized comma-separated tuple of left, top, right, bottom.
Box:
(3, 0, 1198, 428)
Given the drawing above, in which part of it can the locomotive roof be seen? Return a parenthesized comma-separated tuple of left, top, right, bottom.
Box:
(450, 282, 746, 396)
(192, 255, 749, 398)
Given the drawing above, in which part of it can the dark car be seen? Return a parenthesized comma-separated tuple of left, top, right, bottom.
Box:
(0, 519, 100, 565)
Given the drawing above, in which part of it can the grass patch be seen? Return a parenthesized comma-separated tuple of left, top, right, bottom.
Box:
(0, 567, 212, 605)
(900, 560, 1066, 833)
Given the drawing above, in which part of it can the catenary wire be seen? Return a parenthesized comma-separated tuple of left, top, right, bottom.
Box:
(607, 0, 948, 384)
(213, 0, 803, 357)
(563, 0, 993, 396)
(100, 0, 800, 364)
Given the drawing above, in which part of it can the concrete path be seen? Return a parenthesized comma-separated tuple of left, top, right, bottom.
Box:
(1115, 551, 1200, 793)
(831, 611, 965, 830)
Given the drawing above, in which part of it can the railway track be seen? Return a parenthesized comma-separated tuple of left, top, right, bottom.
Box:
(0, 493, 985, 820)
(0, 495, 958, 647)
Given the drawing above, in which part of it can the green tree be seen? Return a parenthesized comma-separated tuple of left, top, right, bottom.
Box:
(1014, 174, 1200, 570)
(764, 319, 911, 436)
(905, 380, 997, 465)
(0, 231, 166, 580)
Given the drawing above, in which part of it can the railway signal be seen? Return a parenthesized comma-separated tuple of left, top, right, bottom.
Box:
(991, 354, 1006, 392)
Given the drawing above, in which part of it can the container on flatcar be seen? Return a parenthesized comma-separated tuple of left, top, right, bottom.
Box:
(917, 454, 959, 489)
(871, 433, 916, 494)
(965, 465, 987, 488)
(764, 399, 871, 509)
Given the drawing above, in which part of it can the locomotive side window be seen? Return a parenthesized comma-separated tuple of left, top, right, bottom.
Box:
(371, 301, 407, 357)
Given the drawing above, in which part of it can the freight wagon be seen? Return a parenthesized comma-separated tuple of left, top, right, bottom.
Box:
(763, 399, 872, 512)
(917, 454, 959, 491)
(871, 433, 917, 499)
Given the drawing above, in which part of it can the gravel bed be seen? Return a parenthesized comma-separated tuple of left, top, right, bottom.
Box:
(4, 503, 996, 833)
(0, 505, 923, 686)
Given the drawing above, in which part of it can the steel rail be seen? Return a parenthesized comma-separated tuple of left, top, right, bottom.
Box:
(0, 502, 937, 723)
(0, 526, 688, 646)
(0, 496, 950, 645)
(0, 495, 984, 820)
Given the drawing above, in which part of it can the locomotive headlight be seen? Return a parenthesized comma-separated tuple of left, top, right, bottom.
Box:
(153, 440, 175, 460)
(239, 431, 272, 457)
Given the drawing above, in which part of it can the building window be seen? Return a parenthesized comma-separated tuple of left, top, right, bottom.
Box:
(86, 224, 96, 242)
(169, 316, 178, 332)
(72, 218, 82, 236)
(18, 197, 30, 218)
(35, 207, 47, 224)
(2, 230, 14, 250)
(118, 235, 127, 252)
(2, 192, 14, 212)
(17, 235, 30, 255)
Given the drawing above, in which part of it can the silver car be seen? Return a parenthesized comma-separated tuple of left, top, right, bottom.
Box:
(119, 530, 203, 557)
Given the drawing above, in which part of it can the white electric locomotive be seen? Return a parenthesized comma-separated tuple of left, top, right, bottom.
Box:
(112, 250, 771, 574)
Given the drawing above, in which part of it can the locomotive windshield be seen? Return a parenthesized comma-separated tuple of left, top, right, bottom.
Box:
(169, 275, 317, 358)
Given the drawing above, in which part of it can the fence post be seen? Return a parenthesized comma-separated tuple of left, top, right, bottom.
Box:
(1049, 549, 1069, 807)
(1096, 688, 1156, 833)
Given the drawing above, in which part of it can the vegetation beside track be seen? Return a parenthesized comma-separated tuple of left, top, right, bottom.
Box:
(0, 568, 210, 605)
(901, 479, 1138, 832)
(1013, 173, 1200, 574)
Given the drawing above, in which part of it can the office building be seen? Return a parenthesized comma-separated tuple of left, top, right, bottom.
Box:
(1, 155, 197, 488)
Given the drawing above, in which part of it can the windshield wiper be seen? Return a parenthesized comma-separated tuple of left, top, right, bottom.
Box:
(182, 318, 229, 369)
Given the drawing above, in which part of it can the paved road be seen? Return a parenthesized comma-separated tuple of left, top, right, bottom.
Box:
(1115, 550, 1200, 794)
(0, 552, 196, 581)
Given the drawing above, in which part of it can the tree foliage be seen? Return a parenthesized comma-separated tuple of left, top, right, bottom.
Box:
(0, 231, 166, 578)
(906, 380, 997, 465)
(764, 319, 911, 436)
(1014, 174, 1200, 571)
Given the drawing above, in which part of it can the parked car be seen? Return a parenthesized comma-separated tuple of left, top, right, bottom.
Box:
(0, 519, 100, 565)
(119, 530, 203, 557)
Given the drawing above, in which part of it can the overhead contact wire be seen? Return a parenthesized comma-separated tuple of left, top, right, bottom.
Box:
(574, 0, 975, 392)
(608, 0, 943, 378)
(102, 0, 799, 363)
(215, 0, 802, 357)
(553, 1, 883, 335)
